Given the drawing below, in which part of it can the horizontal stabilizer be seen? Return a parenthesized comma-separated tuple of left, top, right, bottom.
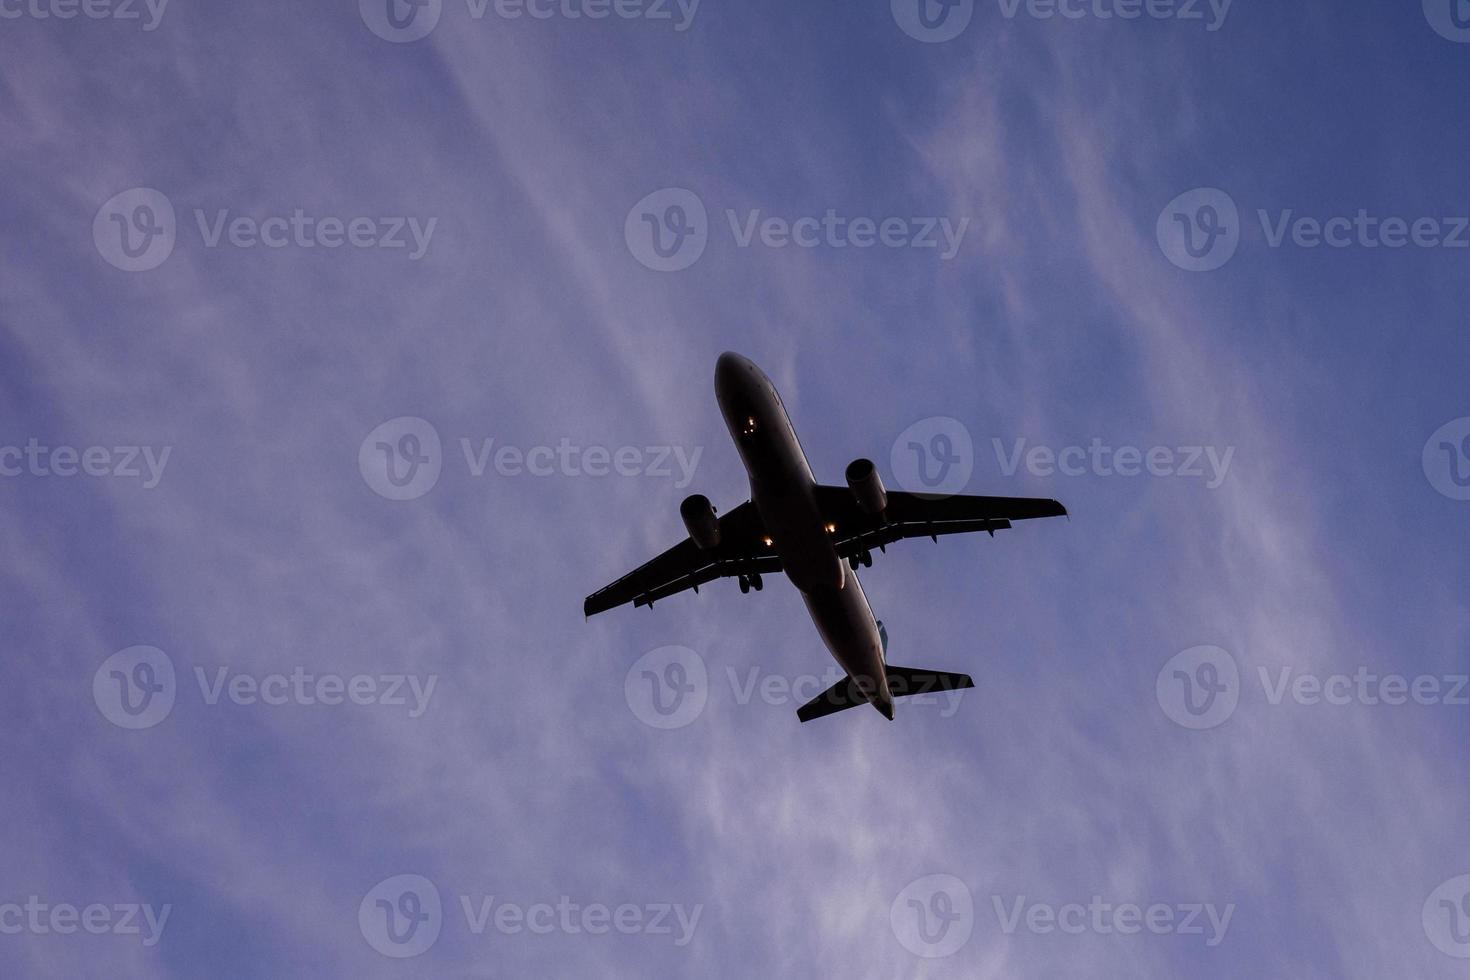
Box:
(795, 665, 975, 723)
(796, 675, 866, 723)
(882, 666, 974, 699)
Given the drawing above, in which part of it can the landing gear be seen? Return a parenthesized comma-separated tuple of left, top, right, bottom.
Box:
(739, 575, 750, 594)
(738, 572, 764, 594)
(849, 550, 873, 570)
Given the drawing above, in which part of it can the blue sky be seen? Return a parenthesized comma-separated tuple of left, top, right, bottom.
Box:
(3, 0, 1470, 976)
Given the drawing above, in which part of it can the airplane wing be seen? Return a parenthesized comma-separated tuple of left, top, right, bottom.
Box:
(583, 501, 781, 617)
(813, 485, 1067, 561)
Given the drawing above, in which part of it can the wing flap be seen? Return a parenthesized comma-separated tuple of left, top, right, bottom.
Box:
(630, 554, 783, 610)
(583, 501, 778, 617)
(815, 485, 1065, 559)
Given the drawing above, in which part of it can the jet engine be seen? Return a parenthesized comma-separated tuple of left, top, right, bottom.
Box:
(845, 458, 888, 516)
(679, 494, 721, 549)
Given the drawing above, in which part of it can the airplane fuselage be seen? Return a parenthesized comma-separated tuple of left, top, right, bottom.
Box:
(714, 352, 894, 717)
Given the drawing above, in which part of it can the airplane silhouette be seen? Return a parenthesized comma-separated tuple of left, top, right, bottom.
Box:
(585, 353, 1067, 722)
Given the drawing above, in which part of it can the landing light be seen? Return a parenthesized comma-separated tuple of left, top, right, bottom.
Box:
(762, 537, 773, 547)
(825, 523, 836, 533)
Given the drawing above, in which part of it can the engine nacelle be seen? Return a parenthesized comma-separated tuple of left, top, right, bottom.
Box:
(679, 494, 721, 549)
(845, 458, 888, 516)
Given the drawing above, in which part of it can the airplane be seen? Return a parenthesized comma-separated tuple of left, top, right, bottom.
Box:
(584, 352, 1067, 723)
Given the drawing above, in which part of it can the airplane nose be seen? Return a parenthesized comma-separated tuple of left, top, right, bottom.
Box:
(715, 351, 752, 399)
(716, 350, 747, 380)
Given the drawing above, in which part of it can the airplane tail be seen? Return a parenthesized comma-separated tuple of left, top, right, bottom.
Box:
(795, 662, 974, 723)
